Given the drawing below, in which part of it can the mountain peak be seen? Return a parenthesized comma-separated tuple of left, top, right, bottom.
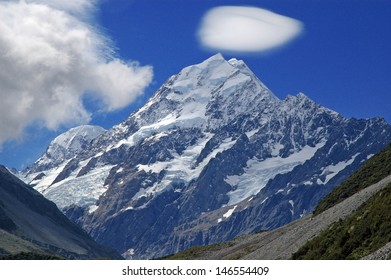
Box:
(52, 125, 106, 150)
(281, 92, 340, 118)
(297, 92, 308, 99)
(179, 53, 227, 75)
(25, 125, 106, 173)
(203, 53, 225, 62)
(132, 53, 278, 133)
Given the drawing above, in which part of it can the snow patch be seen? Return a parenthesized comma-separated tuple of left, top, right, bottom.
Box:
(94, 152, 104, 158)
(289, 200, 294, 216)
(366, 154, 374, 160)
(320, 153, 359, 185)
(88, 205, 99, 214)
(316, 178, 323, 185)
(223, 205, 237, 219)
(260, 197, 269, 204)
(225, 141, 326, 205)
(245, 129, 259, 138)
(122, 248, 135, 259)
(271, 143, 284, 156)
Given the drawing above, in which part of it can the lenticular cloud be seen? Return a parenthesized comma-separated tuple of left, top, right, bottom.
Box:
(198, 6, 304, 53)
(0, 0, 153, 144)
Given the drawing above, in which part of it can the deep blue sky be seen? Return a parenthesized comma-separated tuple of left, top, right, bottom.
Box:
(2, 0, 391, 170)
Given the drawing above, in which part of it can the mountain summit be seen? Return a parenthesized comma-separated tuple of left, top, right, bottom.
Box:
(26, 125, 106, 174)
(22, 54, 391, 259)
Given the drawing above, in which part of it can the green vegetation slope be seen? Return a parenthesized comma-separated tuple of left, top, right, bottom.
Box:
(314, 143, 391, 215)
(292, 182, 391, 259)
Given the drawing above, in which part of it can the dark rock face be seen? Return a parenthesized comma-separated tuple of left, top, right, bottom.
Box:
(25, 54, 391, 259)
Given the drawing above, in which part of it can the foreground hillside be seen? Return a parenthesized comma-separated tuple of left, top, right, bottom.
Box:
(0, 166, 121, 259)
(164, 143, 391, 260)
(292, 182, 391, 259)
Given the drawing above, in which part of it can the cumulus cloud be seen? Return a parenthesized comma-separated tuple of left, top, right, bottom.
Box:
(198, 6, 304, 53)
(0, 0, 153, 144)
(25, 0, 96, 15)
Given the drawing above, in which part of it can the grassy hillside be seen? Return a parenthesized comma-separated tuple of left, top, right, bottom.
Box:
(0, 252, 62, 260)
(0, 229, 47, 256)
(314, 143, 391, 215)
(292, 183, 391, 259)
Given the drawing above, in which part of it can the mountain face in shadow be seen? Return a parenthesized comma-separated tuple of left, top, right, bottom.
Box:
(0, 165, 121, 259)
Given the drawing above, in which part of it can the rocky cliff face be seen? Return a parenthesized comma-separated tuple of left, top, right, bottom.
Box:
(23, 54, 391, 259)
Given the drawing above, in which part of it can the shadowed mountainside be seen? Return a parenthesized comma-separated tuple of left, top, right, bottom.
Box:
(0, 165, 122, 259)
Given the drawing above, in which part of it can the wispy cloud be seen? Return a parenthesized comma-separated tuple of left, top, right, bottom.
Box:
(0, 0, 153, 144)
(198, 6, 304, 53)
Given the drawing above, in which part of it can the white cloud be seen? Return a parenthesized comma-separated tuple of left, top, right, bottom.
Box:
(25, 0, 95, 14)
(198, 6, 304, 53)
(0, 0, 153, 144)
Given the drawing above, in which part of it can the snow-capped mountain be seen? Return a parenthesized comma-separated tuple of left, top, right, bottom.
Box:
(21, 125, 107, 208)
(24, 54, 391, 259)
(26, 125, 106, 174)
